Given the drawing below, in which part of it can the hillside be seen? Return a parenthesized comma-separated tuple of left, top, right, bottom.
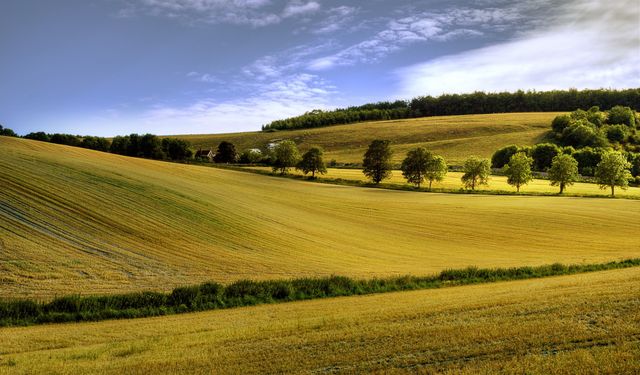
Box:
(1, 136, 639, 299)
(2, 267, 638, 373)
(174, 112, 560, 165)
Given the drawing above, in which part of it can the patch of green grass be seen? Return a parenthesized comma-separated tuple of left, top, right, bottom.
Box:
(1, 259, 638, 327)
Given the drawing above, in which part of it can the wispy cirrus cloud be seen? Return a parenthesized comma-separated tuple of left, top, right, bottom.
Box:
(120, 0, 321, 27)
(312, 6, 359, 34)
(396, 0, 640, 97)
(307, 6, 525, 70)
(282, 1, 320, 18)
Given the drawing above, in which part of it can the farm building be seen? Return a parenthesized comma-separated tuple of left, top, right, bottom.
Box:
(195, 149, 215, 162)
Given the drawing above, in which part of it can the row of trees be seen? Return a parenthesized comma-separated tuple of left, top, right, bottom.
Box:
(259, 138, 633, 196)
(0, 124, 18, 137)
(262, 89, 640, 131)
(369, 140, 632, 196)
(492, 106, 640, 178)
(109, 134, 192, 161)
(19, 130, 194, 162)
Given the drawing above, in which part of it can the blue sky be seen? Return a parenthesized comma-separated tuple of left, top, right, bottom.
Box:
(1, 0, 638, 136)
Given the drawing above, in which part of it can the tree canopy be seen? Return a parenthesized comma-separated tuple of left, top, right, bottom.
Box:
(297, 147, 327, 178)
(461, 156, 490, 190)
(548, 154, 579, 194)
(263, 89, 640, 131)
(363, 140, 393, 184)
(272, 140, 300, 175)
(214, 141, 238, 163)
(595, 151, 632, 197)
(0, 125, 17, 137)
(503, 152, 534, 192)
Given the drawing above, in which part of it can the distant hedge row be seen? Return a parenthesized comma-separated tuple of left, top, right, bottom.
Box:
(2, 258, 638, 327)
(262, 88, 640, 131)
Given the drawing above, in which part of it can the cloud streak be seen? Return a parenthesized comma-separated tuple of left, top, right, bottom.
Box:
(307, 5, 525, 70)
(396, 0, 640, 97)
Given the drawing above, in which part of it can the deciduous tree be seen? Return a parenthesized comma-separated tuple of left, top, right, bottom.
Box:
(548, 154, 579, 194)
(297, 147, 327, 178)
(272, 140, 300, 175)
(504, 152, 533, 192)
(401, 147, 430, 188)
(362, 140, 393, 184)
(461, 156, 490, 190)
(425, 155, 447, 190)
(214, 141, 238, 163)
(595, 151, 632, 196)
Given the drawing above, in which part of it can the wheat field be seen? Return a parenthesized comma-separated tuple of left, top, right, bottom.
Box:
(1, 136, 639, 299)
(173, 112, 559, 165)
(1, 267, 638, 374)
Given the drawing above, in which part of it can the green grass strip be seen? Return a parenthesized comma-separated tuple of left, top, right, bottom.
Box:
(1, 259, 639, 327)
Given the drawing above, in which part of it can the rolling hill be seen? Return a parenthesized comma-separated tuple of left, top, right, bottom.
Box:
(173, 112, 561, 165)
(2, 267, 638, 373)
(1, 136, 639, 299)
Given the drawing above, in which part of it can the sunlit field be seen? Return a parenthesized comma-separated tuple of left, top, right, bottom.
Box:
(173, 112, 560, 165)
(245, 166, 640, 198)
(1, 267, 638, 374)
(2, 136, 639, 300)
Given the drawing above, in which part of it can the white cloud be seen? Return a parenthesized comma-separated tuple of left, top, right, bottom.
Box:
(313, 6, 358, 34)
(127, 0, 281, 27)
(307, 5, 520, 70)
(396, 0, 640, 97)
(186, 72, 221, 83)
(67, 71, 335, 136)
(282, 1, 320, 18)
(143, 73, 334, 134)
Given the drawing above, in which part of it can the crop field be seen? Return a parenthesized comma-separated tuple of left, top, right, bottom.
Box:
(1, 136, 640, 299)
(173, 112, 559, 165)
(245, 166, 640, 198)
(1, 267, 638, 374)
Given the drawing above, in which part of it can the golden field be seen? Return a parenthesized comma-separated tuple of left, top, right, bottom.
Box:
(173, 112, 559, 165)
(1, 136, 639, 299)
(246, 166, 640, 198)
(1, 267, 638, 374)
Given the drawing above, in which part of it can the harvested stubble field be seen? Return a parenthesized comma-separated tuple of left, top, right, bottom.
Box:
(1, 267, 638, 374)
(244, 166, 640, 198)
(1, 136, 639, 299)
(173, 112, 559, 165)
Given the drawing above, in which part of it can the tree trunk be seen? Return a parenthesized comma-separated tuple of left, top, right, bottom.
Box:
(312, 170, 315, 178)
(517, 184, 520, 193)
(611, 185, 615, 197)
(429, 180, 433, 190)
(559, 183, 564, 194)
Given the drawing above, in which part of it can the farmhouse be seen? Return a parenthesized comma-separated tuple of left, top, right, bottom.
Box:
(195, 149, 215, 162)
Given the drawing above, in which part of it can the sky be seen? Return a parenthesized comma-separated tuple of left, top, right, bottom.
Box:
(1, 0, 638, 136)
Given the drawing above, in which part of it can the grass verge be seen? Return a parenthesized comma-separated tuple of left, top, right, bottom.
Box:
(2, 258, 639, 327)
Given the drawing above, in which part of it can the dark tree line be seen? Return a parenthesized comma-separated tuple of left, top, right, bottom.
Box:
(20, 131, 193, 161)
(262, 88, 640, 131)
(0, 124, 18, 137)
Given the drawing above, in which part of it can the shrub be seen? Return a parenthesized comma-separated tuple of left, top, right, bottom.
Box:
(491, 145, 521, 168)
(530, 143, 561, 171)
